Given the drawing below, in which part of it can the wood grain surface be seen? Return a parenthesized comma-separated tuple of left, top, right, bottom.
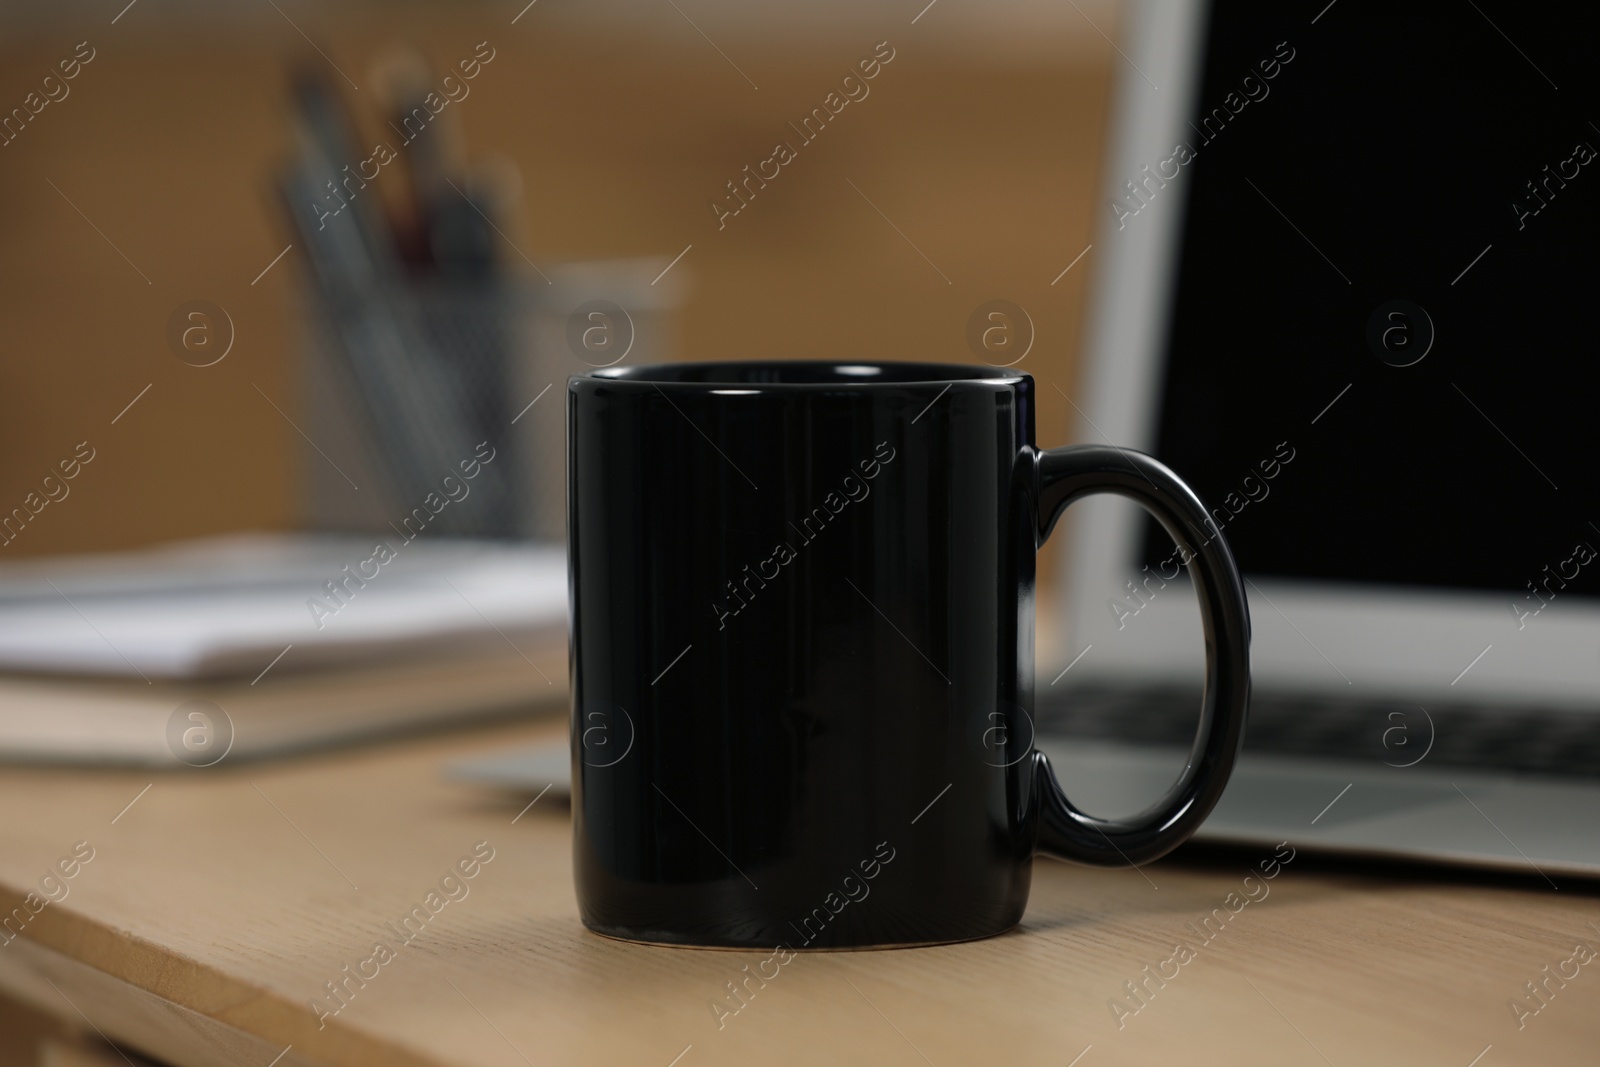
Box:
(1, 714, 1596, 1066)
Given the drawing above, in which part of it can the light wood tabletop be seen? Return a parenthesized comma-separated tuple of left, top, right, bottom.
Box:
(1, 713, 1596, 1067)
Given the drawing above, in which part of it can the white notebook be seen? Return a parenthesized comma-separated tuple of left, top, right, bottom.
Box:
(0, 534, 569, 764)
(0, 533, 566, 679)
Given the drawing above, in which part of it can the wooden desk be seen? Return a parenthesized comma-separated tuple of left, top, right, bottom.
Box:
(1, 717, 1595, 1066)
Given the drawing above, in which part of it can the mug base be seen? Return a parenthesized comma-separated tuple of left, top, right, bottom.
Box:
(582, 920, 1021, 951)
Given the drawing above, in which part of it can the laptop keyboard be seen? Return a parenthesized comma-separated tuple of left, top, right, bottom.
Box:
(1036, 685, 1600, 780)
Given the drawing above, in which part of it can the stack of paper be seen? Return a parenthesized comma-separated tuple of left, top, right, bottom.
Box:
(0, 534, 568, 765)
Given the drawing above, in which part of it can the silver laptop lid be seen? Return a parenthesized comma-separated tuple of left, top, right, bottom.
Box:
(1061, 0, 1600, 708)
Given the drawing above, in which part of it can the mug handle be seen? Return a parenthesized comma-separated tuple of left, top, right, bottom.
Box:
(1031, 444, 1251, 866)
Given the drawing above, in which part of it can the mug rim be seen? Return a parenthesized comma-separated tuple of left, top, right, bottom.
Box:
(575, 360, 1029, 389)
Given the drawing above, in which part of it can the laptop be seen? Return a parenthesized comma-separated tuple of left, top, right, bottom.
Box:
(1039, 0, 1600, 879)
(453, 0, 1600, 879)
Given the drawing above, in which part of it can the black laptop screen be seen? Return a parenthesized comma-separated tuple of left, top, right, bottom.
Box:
(1140, 0, 1600, 608)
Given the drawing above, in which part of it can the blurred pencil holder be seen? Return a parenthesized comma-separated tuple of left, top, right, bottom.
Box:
(300, 258, 685, 544)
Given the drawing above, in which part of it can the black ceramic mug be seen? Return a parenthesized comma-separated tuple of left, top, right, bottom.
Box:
(568, 361, 1249, 948)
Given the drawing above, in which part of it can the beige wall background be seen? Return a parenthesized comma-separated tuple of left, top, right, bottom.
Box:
(0, 0, 1116, 558)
